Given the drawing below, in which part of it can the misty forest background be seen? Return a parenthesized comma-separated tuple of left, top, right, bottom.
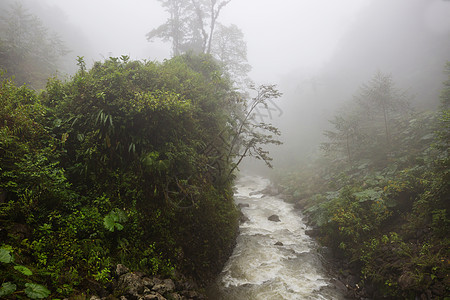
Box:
(0, 0, 449, 299)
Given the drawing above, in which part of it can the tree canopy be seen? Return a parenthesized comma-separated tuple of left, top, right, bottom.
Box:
(147, 0, 250, 84)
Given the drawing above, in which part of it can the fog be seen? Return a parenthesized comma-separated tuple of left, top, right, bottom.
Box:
(27, 0, 370, 80)
(5, 0, 450, 166)
(2, 1, 449, 298)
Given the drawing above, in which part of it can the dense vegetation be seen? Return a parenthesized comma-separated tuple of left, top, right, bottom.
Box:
(0, 53, 254, 298)
(276, 68, 449, 299)
(0, 2, 286, 297)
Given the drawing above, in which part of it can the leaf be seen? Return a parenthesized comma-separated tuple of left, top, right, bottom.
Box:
(24, 283, 51, 299)
(0, 248, 12, 263)
(103, 208, 127, 232)
(14, 265, 33, 276)
(0, 282, 17, 297)
(353, 188, 383, 202)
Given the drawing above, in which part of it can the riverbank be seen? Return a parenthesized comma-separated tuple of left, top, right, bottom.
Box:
(83, 264, 206, 300)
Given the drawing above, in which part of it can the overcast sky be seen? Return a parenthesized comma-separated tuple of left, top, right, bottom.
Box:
(40, 0, 371, 82)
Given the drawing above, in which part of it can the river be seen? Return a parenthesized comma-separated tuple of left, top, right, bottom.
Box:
(207, 175, 348, 300)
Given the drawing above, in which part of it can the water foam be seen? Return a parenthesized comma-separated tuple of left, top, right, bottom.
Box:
(211, 175, 346, 300)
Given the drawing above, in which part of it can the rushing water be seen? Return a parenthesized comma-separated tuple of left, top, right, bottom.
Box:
(207, 175, 347, 300)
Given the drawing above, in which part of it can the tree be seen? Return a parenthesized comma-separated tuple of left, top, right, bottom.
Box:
(0, 2, 68, 87)
(212, 23, 251, 85)
(146, 0, 192, 56)
(323, 72, 411, 165)
(147, 0, 250, 83)
(226, 84, 283, 177)
(356, 71, 409, 148)
(192, 0, 231, 55)
(322, 113, 361, 163)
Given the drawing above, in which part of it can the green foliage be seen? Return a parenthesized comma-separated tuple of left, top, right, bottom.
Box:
(0, 246, 52, 298)
(1, 53, 247, 297)
(0, 282, 17, 297)
(103, 208, 127, 232)
(14, 265, 33, 276)
(24, 283, 51, 299)
(275, 68, 450, 298)
(0, 248, 13, 263)
(139, 243, 174, 276)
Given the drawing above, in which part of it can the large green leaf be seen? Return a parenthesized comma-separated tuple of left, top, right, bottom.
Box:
(353, 188, 383, 203)
(103, 208, 127, 232)
(24, 283, 51, 299)
(0, 248, 12, 263)
(14, 265, 33, 276)
(0, 282, 17, 297)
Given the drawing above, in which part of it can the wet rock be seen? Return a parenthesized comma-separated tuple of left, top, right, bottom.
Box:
(331, 278, 347, 292)
(268, 214, 280, 222)
(274, 241, 283, 246)
(305, 228, 319, 237)
(142, 277, 155, 289)
(239, 211, 249, 223)
(168, 293, 183, 300)
(142, 293, 166, 300)
(152, 279, 175, 295)
(346, 274, 359, 287)
(237, 203, 249, 208)
(118, 272, 145, 297)
(116, 264, 130, 276)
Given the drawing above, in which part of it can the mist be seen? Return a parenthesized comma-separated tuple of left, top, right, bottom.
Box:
(1, 0, 449, 299)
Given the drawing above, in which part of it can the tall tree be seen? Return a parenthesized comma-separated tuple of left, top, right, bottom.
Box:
(147, 0, 250, 83)
(212, 23, 251, 85)
(323, 72, 411, 166)
(355, 72, 409, 148)
(146, 0, 192, 56)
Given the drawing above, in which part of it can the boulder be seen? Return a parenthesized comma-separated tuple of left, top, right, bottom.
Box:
(268, 214, 280, 222)
(118, 272, 145, 297)
(305, 228, 319, 237)
(237, 203, 249, 208)
(168, 293, 183, 300)
(330, 278, 348, 292)
(142, 277, 156, 289)
(152, 279, 175, 295)
(116, 264, 130, 276)
(142, 293, 166, 300)
(274, 241, 283, 246)
(240, 213, 249, 223)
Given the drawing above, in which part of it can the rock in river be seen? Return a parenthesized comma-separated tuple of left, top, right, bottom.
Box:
(268, 214, 280, 222)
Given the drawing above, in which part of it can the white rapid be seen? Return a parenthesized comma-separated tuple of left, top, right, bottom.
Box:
(207, 175, 347, 300)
